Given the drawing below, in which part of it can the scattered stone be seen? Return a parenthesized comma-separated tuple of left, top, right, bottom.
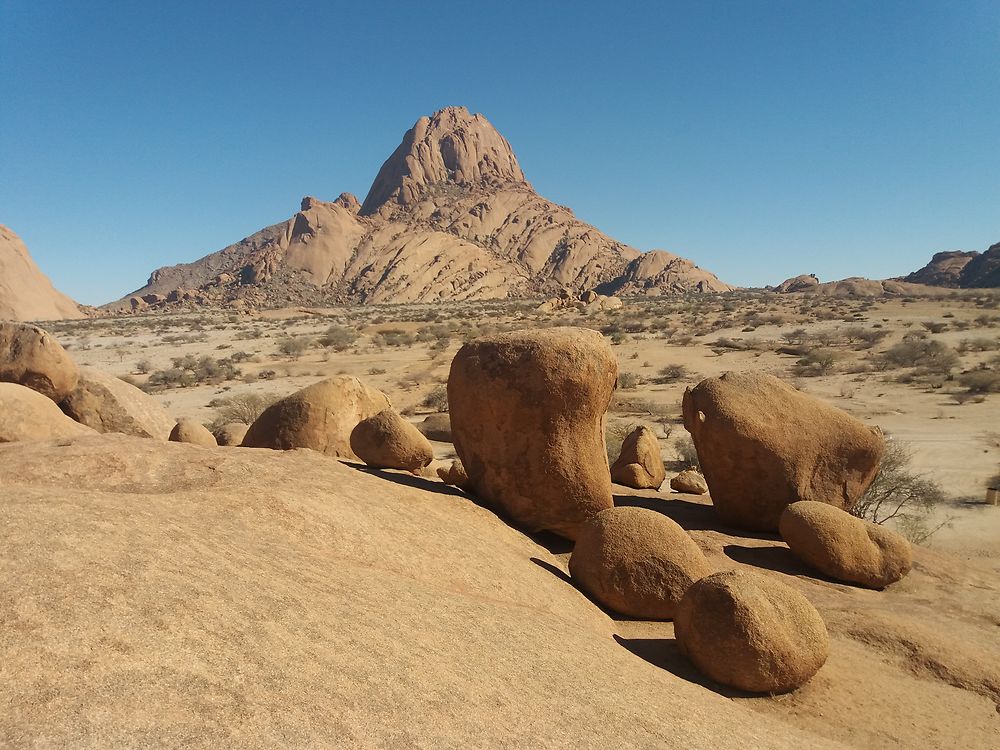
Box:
(675, 570, 830, 693)
(569, 507, 712, 619)
(213, 422, 250, 447)
(350, 409, 434, 471)
(437, 459, 471, 489)
(241, 376, 391, 459)
(0, 322, 79, 402)
(417, 412, 452, 442)
(610, 426, 665, 489)
(670, 470, 709, 495)
(59, 366, 173, 439)
(0, 382, 95, 442)
(682, 372, 884, 530)
(779, 501, 912, 588)
(169, 418, 217, 448)
(448, 327, 617, 539)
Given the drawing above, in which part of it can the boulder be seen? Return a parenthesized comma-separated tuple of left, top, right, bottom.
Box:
(779, 501, 912, 588)
(580, 290, 599, 304)
(0, 322, 78, 402)
(448, 327, 617, 539)
(569, 507, 712, 619)
(437, 459, 471, 489)
(610, 426, 665, 489)
(213, 422, 249, 446)
(670, 469, 709, 495)
(675, 570, 829, 693)
(0, 382, 95, 442)
(169, 418, 217, 448)
(59, 366, 173, 439)
(241, 376, 391, 459)
(682, 372, 884, 530)
(417, 412, 452, 442)
(350, 409, 434, 471)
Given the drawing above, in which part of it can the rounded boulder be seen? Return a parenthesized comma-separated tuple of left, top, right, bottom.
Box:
(0, 322, 78, 402)
(0, 382, 95, 442)
(448, 327, 617, 540)
(569, 507, 712, 619)
(59, 366, 173, 439)
(350, 409, 434, 471)
(610, 426, 665, 489)
(670, 469, 709, 494)
(675, 570, 829, 693)
(169, 418, 217, 448)
(213, 422, 250, 447)
(779, 501, 912, 589)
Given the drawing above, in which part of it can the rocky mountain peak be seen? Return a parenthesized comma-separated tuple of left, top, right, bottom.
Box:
(360, 106, 529, 216)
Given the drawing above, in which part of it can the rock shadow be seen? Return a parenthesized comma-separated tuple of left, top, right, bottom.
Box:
(529, 557, 646, 621)
(343, 461, 467, 498)
(724, 544, 844, 585)
(615, 494, 779, 541)
(613, 635, 755, 698)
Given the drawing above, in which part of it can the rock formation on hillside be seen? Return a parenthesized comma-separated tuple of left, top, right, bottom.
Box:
(902, 242, 1000, 289)
(111, 107, 732, 311)
(0, 225, 83, 321)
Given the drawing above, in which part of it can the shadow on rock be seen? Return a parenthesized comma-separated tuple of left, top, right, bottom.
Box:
(724, 543, 845, 586)
(613, 635, 756, 699)
(615, 494, 779, 541)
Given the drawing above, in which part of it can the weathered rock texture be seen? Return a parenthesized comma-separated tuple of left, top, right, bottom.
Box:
(437, 459, 470, 489)
(242, 376, 391, 459)
(0, 322, 79, 402)
(169, 418, 217, 448)
(109, 107, 731, 311)
(569, 507, 712, 619)
(0, 225, 83, 321)
(0, 382, 95, 442)
(610, 425, 665, 489)
(779, 501, 912, 588)
(682, 372, 884, 531)
(417, 412, 452, 442)
(774, 274, 820, 293)
(350, 409, 434, 471)
(448, 327, 617, 539)
(675, 570, 830, 693)
(670, 469, 709, 495)
(213, 422, 249, 446)
(59, 366, 173, 439)
(903, 243, 1000, 288)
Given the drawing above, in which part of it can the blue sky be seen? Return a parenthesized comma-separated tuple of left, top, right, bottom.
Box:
(2, 1, 998, 305)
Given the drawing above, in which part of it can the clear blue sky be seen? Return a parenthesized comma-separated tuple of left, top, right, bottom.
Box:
(2, 1, 998, 305)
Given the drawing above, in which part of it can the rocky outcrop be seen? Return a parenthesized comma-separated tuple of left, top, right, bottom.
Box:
(779, 501, 912, 589)
(0, 382, 95, 442)
(0, 225, 83, 321)
(903, 251, 979, 287)
(448, 327, 617, 539)
(569, 507, 712, 619)
(59, 366, 173, 439)
(110, 107, 731, 310)
(958, 242, 1000, 288)
(682, 372, 884, 531)
(774, 274, 820, 293)
(242, 376, 391, 459)
(0, 322, 79, 402)
(610, 425, 665, 489)
(350, 409, 434, 471)
(675, 570, 830, 693)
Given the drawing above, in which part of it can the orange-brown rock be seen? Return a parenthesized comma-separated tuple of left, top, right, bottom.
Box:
(59, 366, 173, 439)
(0, 382, 95, 442)
(417, 412, 452, 442)
(242, 376, 391, 459)
(350, 409, 434, 471)
(675, 570, 830, 693)
(670, 469, 709, 495)
(569, 507, 712, 619)
(169, 418, 217, 448)
(682, 372, 884, 531)
(436, 458, 470, 489)
(448, 327, 617, 539)
(610, 425, 665, 489)
(0, 322, 79, 402)
(779, 501, 912, 589)
(0, 225, 83, 321)
(213, 422, 249, 446)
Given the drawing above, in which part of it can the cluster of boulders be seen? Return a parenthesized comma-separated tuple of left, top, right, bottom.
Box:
(1, 320, 916, 695)
(536, 287, 624, 313)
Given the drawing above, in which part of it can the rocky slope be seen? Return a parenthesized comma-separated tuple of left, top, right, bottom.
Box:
(112, 107, 732, 311)
(903, 242, 1000, 288)
(0, 225, 83, 321)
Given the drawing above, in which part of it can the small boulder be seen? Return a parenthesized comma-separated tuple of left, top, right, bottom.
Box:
(779, 501, 912, 589)
(169, 418, 217, 448)
(213, 422, 250, 447)
(670, 469, 709, 495)
(0, 322, 78, 402)
(610, 426, 665, 489)
(675, 570, 829, 693)
(241, 376, 391, 459)
(580, 289, 599, 304)
(448, 327, 617, 540)
(0, 382, 95, 442)
(417, 412, 452, 442)
(59, 366, 173, 439)
(682, 371, 884, 530)
(569, 507, 712, 619)
(350, 409, 434, 471)
(437, 459, 471, 489)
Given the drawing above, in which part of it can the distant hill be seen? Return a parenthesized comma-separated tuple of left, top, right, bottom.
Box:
(903, 243, 1000, 288)
(0, 225, 83, 321)
(110, 107, 732, 311)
